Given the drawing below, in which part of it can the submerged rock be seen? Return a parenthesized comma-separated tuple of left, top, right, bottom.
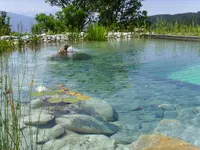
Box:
(158, 103, 176, 110)
(75, 99, 118, 121)
(154, 119, 200, 147)
(36, 124, 65, 144)
(132, 134, 200, 150)
(22, 125, 65, 144)
(56, 114, 119, 135)
(30, 98, 44, 109)
(23, 113, 54, 125)
(178, 107, 200, 126)
(43, 134, 116, 150)
(111, 129, 140, 144)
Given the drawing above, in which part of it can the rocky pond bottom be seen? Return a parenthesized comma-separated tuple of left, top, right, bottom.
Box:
(7, 39, 200, 149)
(16, 87, 200, 150)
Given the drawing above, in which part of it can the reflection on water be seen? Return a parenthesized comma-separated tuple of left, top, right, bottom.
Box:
(6, 39, 200, 142)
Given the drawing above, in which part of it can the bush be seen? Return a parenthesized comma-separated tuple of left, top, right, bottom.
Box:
(86, 24, 107, 41)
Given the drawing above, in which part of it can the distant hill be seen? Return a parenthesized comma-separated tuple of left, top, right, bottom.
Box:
(148, 12, 200, 25)
(1, 11, 37, 33)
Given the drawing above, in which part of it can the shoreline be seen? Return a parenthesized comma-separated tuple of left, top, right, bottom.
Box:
(141, 34, 200, 42)
(1, 33, 200, 47)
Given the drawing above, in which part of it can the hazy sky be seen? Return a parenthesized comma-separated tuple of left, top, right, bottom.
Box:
(0, 0, 200, 17)
(0, 0, 60, 17)
(142, 0, 200, 16)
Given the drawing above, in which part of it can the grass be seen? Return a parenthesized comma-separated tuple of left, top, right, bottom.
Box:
(0, 40, 15, 53)
(0, 44, 44, 150)
(86, 23, 107, 41)
(151, 18, 200, 36)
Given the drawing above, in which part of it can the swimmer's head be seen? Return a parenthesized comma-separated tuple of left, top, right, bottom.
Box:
(64, 44, 69, 51)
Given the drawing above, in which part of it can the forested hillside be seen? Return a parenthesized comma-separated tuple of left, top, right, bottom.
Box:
(149, 12, 200, 25)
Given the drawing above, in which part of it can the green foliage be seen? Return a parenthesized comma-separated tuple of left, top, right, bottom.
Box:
(68, 32, 80, 41)
(32, 5, 87, 34)
(31, 90, 62, 97)
(32, 13, 57, 34)
(0, 11, 11, 36)
(98, 0, 147, 28)
(57, 5, 87, 32)
(0, 40, 14, 53)
(11, 32, 20, 36)
(45, 0, 147, 31)
(149, 12, 200, 26)
(48, 97, 79, 104)
(152, 17, 200, 36)
(86, 23, 107, 41)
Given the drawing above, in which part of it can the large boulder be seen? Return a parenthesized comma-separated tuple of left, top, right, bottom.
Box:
(30, 98, 44, 109)
(23, 112, 54, 125)
(154, 119, 200, 147)
(132, 134, 200, 150)
(22, 125, 65, 144)
(75, 99, 118, 122)
(43, 134, 116, 150)
(56, 114, 119, 135)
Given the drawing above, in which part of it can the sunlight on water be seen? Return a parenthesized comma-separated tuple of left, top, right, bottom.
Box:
(169, 63, 200, 85)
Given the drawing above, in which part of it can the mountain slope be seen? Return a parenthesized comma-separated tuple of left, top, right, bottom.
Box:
(1, 11, 37, 33)
(148, 12, 200, 25)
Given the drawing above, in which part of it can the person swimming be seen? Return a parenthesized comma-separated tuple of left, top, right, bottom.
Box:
(58, 44, 70, 55)
(57, 44, 77, 56)
(51, 44, 92, 61)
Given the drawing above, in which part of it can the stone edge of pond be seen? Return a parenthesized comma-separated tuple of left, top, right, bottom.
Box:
(141, 34, 200, 42)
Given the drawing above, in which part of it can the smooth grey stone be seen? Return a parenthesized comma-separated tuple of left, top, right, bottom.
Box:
(158, 104, 176, 110)
(111, 129, 141, 144)
(164, 111, 178, 119)
(23, 113, 54, 125)
(30, 98, 44, 109)
(43, 134, 116, 150)
(154, 119, 200, 147)
(75, 99, 118, 121)
(56, 114, 119, 135)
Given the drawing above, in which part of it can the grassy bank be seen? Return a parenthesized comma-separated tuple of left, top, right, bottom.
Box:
(0, 46, 40, 150)
(150, 18, 200, 36)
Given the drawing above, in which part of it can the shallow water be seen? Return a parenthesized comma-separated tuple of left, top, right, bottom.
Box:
(8, 39, 200, 140)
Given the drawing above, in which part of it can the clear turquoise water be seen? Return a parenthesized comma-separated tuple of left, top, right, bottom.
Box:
(8, 39, 200, 140)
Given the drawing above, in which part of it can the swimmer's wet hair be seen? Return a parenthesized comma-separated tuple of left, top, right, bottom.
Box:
(64, 44, 69, 50)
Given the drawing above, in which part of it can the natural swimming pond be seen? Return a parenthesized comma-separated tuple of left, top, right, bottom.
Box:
(6, 38, 200, 148)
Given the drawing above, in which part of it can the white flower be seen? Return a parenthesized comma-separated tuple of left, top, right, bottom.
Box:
(36, 86, 47, 92)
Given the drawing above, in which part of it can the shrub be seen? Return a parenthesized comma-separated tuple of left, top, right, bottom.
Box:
(86, 24, 107, 41)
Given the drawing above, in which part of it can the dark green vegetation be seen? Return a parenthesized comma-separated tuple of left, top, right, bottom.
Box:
(32, 0, 148, 37)
(86, 24, 106, 41)
(147, 12, 200, 36)
(149, 12, 200, 25)
(0, 11, 11, 36)
(150, 18, 200, 36)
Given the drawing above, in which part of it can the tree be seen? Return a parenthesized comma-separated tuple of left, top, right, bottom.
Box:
(56, 5, 87, 31)
(45, 0, 147, 29)
(98, 0, 147, 28)
(0, 11, 11, 35)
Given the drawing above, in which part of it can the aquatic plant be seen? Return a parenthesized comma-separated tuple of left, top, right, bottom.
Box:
(31, 90, 62, 97)
(48, 97, 79, 104)
(36, 86, 47, 92)
(86, 23, 107, 41)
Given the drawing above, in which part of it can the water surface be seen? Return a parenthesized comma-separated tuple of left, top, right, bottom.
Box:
(8, 39, 200, 140)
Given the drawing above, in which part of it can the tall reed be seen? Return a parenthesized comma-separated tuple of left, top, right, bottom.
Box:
(86, 23, 107, 41)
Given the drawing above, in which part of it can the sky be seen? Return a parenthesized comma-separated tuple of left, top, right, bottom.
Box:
(0, 0, 60, 17)
(0, 0, 200, 17)
(142, 0, 200, 16)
